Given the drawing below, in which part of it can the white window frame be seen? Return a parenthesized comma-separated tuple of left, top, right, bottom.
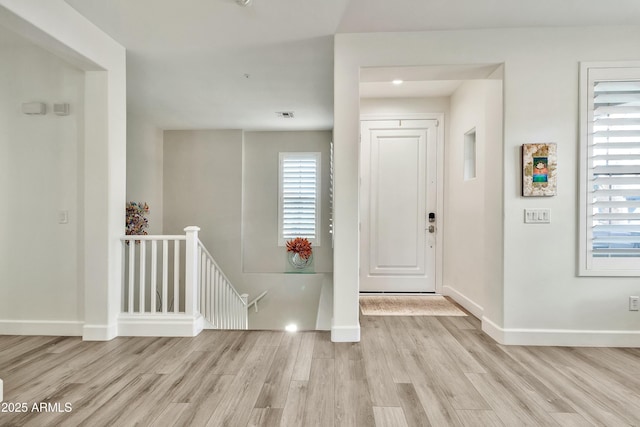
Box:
(579, 61, 640, 276)
(278, 152, 321, 247)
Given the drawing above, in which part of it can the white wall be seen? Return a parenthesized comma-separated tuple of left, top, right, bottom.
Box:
(360, 97, 450, 117)
(164, 130, 244, 284)
(0, 0, 127, 340)
(163, 129, 331, 330)
(0, 39, 84, 327)
(127, 113, 163, 234)
(243, 131, 332, 273)
(335, 26, 640, 346)
(444, 81, 487, 313)
(443, 80, 503, 319)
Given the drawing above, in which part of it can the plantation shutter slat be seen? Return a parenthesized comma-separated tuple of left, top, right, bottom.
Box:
(588, 76, 640, 259)
(279, 153, 320, 243)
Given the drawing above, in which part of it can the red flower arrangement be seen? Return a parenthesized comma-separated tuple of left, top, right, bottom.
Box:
(286, 237, 313, 260)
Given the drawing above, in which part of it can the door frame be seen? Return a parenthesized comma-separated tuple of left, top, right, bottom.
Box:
(359, 113, 445, 294)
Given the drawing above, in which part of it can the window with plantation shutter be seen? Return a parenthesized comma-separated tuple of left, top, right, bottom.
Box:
(580, 63, 640, 276)
(278, 152, 321, 246)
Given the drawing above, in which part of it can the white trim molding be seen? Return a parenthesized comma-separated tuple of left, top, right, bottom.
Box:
(331, 323, 360, 342)
(118, 314, 204, 337)
(0, 320, 83, 336)
(442, 285, 484, 319)
(83, 323, 118, 341)
(482, 316, 640, 347)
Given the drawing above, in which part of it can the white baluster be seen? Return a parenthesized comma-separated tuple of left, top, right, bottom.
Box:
(215, 269, 220, 328)
(229, 285, 233, 329)
(151, 240, 158, 313)
(198, 251, 207, 313)
(139, 241, 146, 313)
(173, 240, 179, 313)
(184, 226, 200, 317)
(206, 258, 212, 322)
(162, 239, 168, 313)
(226, 282, 230, 329)
(128, 242, 135, 313)
(223, 282, 227, 329)
(241, 294, 249, 329)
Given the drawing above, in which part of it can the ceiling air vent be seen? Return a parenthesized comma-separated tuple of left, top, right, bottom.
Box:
(276, 111, 295, 119)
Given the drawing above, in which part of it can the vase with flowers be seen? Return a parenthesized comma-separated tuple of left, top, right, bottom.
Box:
(125, 202, 149, 244)
(286, 237, 313, 270)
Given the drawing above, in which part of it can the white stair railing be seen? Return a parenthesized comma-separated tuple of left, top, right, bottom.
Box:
(197, 239, 248, 329)
(120, 226, 248, 333)
(121, 234, 186, 314)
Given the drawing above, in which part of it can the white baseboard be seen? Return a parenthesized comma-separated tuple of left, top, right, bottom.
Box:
(481, 316, 505, 344)
(118, 314, 204, 337)
(331, 323, 360, 342)
(0, 319, 83, 336)
(482, 315, 640, 347)
(442, 285, 484, 318)
(83, 323, 118, 341)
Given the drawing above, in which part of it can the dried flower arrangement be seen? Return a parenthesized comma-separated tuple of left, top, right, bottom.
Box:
(286, 237, 313, 260)
(125, 202, 149, 237)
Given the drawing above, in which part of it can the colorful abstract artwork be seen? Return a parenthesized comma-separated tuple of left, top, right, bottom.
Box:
(523, 143, 557, 196)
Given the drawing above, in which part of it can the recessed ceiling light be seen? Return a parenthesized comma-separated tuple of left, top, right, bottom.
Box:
(392, 79, 404, 85)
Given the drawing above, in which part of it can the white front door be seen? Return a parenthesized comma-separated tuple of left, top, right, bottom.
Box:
(360, 119, 438, 292)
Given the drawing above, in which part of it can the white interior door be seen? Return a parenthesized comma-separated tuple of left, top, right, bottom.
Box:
(360, 119, 438, 292)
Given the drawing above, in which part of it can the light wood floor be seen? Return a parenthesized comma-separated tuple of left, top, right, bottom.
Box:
(1, 311, 640, 426)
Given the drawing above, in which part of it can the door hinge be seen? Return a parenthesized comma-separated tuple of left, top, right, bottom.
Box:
(435, 119, 440, 127)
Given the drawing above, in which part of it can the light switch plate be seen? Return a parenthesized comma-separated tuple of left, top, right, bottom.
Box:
(524, 208, 550, 223)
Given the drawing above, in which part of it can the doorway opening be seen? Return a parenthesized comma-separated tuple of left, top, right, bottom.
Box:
(358, 64, 504, 308)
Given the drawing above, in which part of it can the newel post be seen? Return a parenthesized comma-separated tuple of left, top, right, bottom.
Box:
(184, 226, 201, 316)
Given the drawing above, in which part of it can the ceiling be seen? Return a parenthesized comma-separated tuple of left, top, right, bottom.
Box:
(54, 0, 640, 130)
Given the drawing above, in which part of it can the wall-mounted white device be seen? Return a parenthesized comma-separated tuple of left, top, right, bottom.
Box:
(53, 103, 70, 116)
(22, 102, 46, 115)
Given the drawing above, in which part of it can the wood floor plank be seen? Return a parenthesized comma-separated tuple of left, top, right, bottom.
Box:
(210, 331, 262, 375)
(396, 383, 431, 427)
(550, 412, 596, 427)
(205, 344, 278, 427)
(254, 332, 302, 408)
(372, 406, 409, 427)
(281, 380, 308, 427)
(335, 344, 375, 427)
(334, 379, 375, 427)
(360, 327, 400, 406)
(335, 342, 366, 382)
(375, 324, 411, 383)
(248, 408, 284, 427)
(441, 325, 576, 414)
(291, 332, 316, 381)
(172, 374, 235, 427)
(302, 358, 334, 427)
(465, 372, 561, 426)
(398, 348, 463, 427)
(503, 345, 633, 427)
(421, 317, 486, 374)
(145, 402, 190, 427)
(455, 409, 505, 427)
(418, 343, 490, 410)
(382, 316, 419, 350)
(312, 331, 334, 359)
